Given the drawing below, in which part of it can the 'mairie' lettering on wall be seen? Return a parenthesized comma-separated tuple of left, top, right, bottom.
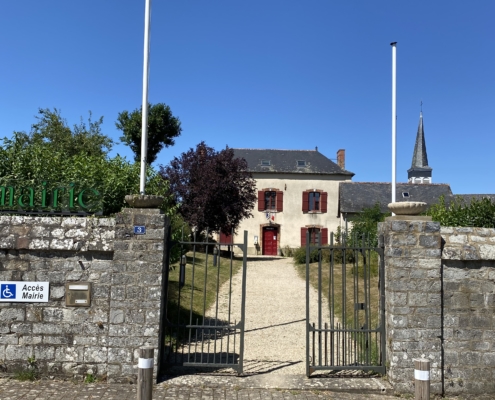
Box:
(0, 181, 101, 213)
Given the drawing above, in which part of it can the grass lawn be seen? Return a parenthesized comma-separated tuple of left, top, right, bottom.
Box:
(295, 250, 380, 329)
(295, 249, 383, 367)
(165, 249, 244, 331)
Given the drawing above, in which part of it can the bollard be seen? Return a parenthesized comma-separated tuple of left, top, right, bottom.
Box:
(213, 246, 218, 266)
(137, 346, 154, 400)
(179, 255, 186, 288)
(414, 358, 430, 400)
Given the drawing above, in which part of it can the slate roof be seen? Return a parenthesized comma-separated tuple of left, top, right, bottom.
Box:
(339, 182, 454, 214)
(233, 149, 354, 176)
(455, 194, 495, 203)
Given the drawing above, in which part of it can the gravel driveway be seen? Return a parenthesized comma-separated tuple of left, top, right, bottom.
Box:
(207, 256, 324, 375)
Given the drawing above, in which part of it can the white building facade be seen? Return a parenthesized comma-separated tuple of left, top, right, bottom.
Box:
(227, 148, 354, 255)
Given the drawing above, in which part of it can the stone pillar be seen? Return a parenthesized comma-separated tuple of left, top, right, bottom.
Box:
(111, 208, 168, 382)
(378, 217, 442, 394)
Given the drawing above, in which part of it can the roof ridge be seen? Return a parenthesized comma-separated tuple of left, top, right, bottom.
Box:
(232, 148, 317, 152)
(340, 182, 450, 186)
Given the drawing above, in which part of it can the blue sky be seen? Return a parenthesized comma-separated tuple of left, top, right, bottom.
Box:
(1, 1, 494, 194)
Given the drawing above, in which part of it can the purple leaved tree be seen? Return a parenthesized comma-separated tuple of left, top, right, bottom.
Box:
(160, 142, 256, 236)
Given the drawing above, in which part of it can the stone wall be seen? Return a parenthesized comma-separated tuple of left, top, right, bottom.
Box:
(441, 227, 495, 394)
(0, 209, 167, 383)
(379, 219, 495, 395)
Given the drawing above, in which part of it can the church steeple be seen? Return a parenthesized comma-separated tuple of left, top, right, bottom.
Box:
(407, 111, 432, 184)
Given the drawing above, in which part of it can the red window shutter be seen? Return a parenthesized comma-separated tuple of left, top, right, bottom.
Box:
(276, 191, 283, 212)
(302, 192, 309, 212)
(258, 191, 265, 211)
(301, 227, 308, 246)
(321, 192, 328, 213)
(321, 228, 328, 245)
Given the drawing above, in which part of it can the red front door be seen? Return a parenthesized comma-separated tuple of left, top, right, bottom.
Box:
(263, 227, 278, 256)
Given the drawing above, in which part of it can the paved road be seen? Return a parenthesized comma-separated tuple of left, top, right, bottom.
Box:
(1, 377, 494, 400)
(0, 378, 398, 400)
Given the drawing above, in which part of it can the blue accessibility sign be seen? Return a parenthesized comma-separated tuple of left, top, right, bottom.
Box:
(0, 283, 16, 299)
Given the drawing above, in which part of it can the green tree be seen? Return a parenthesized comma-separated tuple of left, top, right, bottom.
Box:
(116, 103, 182, 164)
(27, 108, 113, 158)
(349, 203, 389, 247)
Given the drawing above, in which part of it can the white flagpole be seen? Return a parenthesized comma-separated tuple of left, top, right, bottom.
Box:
(140, 0, 152, 194)
(391, 42, 397, 209)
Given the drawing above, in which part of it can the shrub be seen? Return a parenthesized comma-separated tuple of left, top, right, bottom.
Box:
(293, 247, 319, 264)
(427, 195, 495, 228)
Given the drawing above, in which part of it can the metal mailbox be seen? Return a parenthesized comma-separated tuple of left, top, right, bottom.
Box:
(65, 282, 91, 307)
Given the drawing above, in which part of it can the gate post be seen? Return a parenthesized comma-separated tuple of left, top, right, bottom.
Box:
(113, 208, 168, 382)
(378, 217, 442, 395)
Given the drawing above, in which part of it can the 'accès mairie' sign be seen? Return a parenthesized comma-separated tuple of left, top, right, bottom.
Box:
(0, 281, 49, 302)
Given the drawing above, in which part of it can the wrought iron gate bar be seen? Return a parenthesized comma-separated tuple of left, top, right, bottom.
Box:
(161, 230, 248, 375)
(306, 231, 386, 377)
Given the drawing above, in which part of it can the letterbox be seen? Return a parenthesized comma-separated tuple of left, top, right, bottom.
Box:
(65, 282, 91, 307)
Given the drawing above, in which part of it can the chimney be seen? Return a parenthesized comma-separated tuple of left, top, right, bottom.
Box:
(337, 149, 345, 169)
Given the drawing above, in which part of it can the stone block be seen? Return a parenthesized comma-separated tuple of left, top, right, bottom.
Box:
(84, 346, 108, 362)
(57, 347, 84, 362)
(111, 273, 135, 285)
(108, 348, 132, 363)
(470, 314, 493, 329)
(426, 315, 442, 328)
(391, 221, 409, 232)
(125, 309, 145, 324)
(111, 286, 126, 300)
(146, 286, 162, 301)
(0, 334, 19, 344)
(109, 325, 132, 337)
(43, 336, 70, 345)
(145, 309, 159, 324)
(479, 244, 495, 259)
(114, 241, 130, 251)
(115, 227, 133, 240)
(126, 286, 144, 299)
(110, 309, 125, 324)
(43, 308, 64, 322)
(19, 336, 42, 345)
(112, 251, 135, 261)
(0, 308, 25, 322)
(106, 337, 126, 347)
(454, 329, 482, 341)
(34, 345, 55, 360)
(459, 351, 481, 365)
(6, 344, 33, 360)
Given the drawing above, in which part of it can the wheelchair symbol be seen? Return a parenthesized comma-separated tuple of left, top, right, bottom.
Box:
(1, 284, 15, 299)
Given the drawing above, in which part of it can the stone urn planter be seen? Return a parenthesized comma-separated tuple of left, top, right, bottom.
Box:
(387, 201, 427, 215)
(125, 194, 164, 208)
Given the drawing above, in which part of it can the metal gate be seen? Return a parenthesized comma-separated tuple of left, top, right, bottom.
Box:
(305, 231, 386, 376)
(159, 230, 248, 375)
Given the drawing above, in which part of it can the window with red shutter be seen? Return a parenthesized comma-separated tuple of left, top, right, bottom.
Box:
(303, 190, 327, 213)
(320, 192, 328, 213)
(321, 228, 328, 245)
(276, 191, 283, 212)
(302, 192, 309, 212)
(258, 191, 265, 211)
(301, 227, 308, 246)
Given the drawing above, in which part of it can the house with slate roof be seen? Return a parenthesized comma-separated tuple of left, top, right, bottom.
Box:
(229, 148, 354, 255)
